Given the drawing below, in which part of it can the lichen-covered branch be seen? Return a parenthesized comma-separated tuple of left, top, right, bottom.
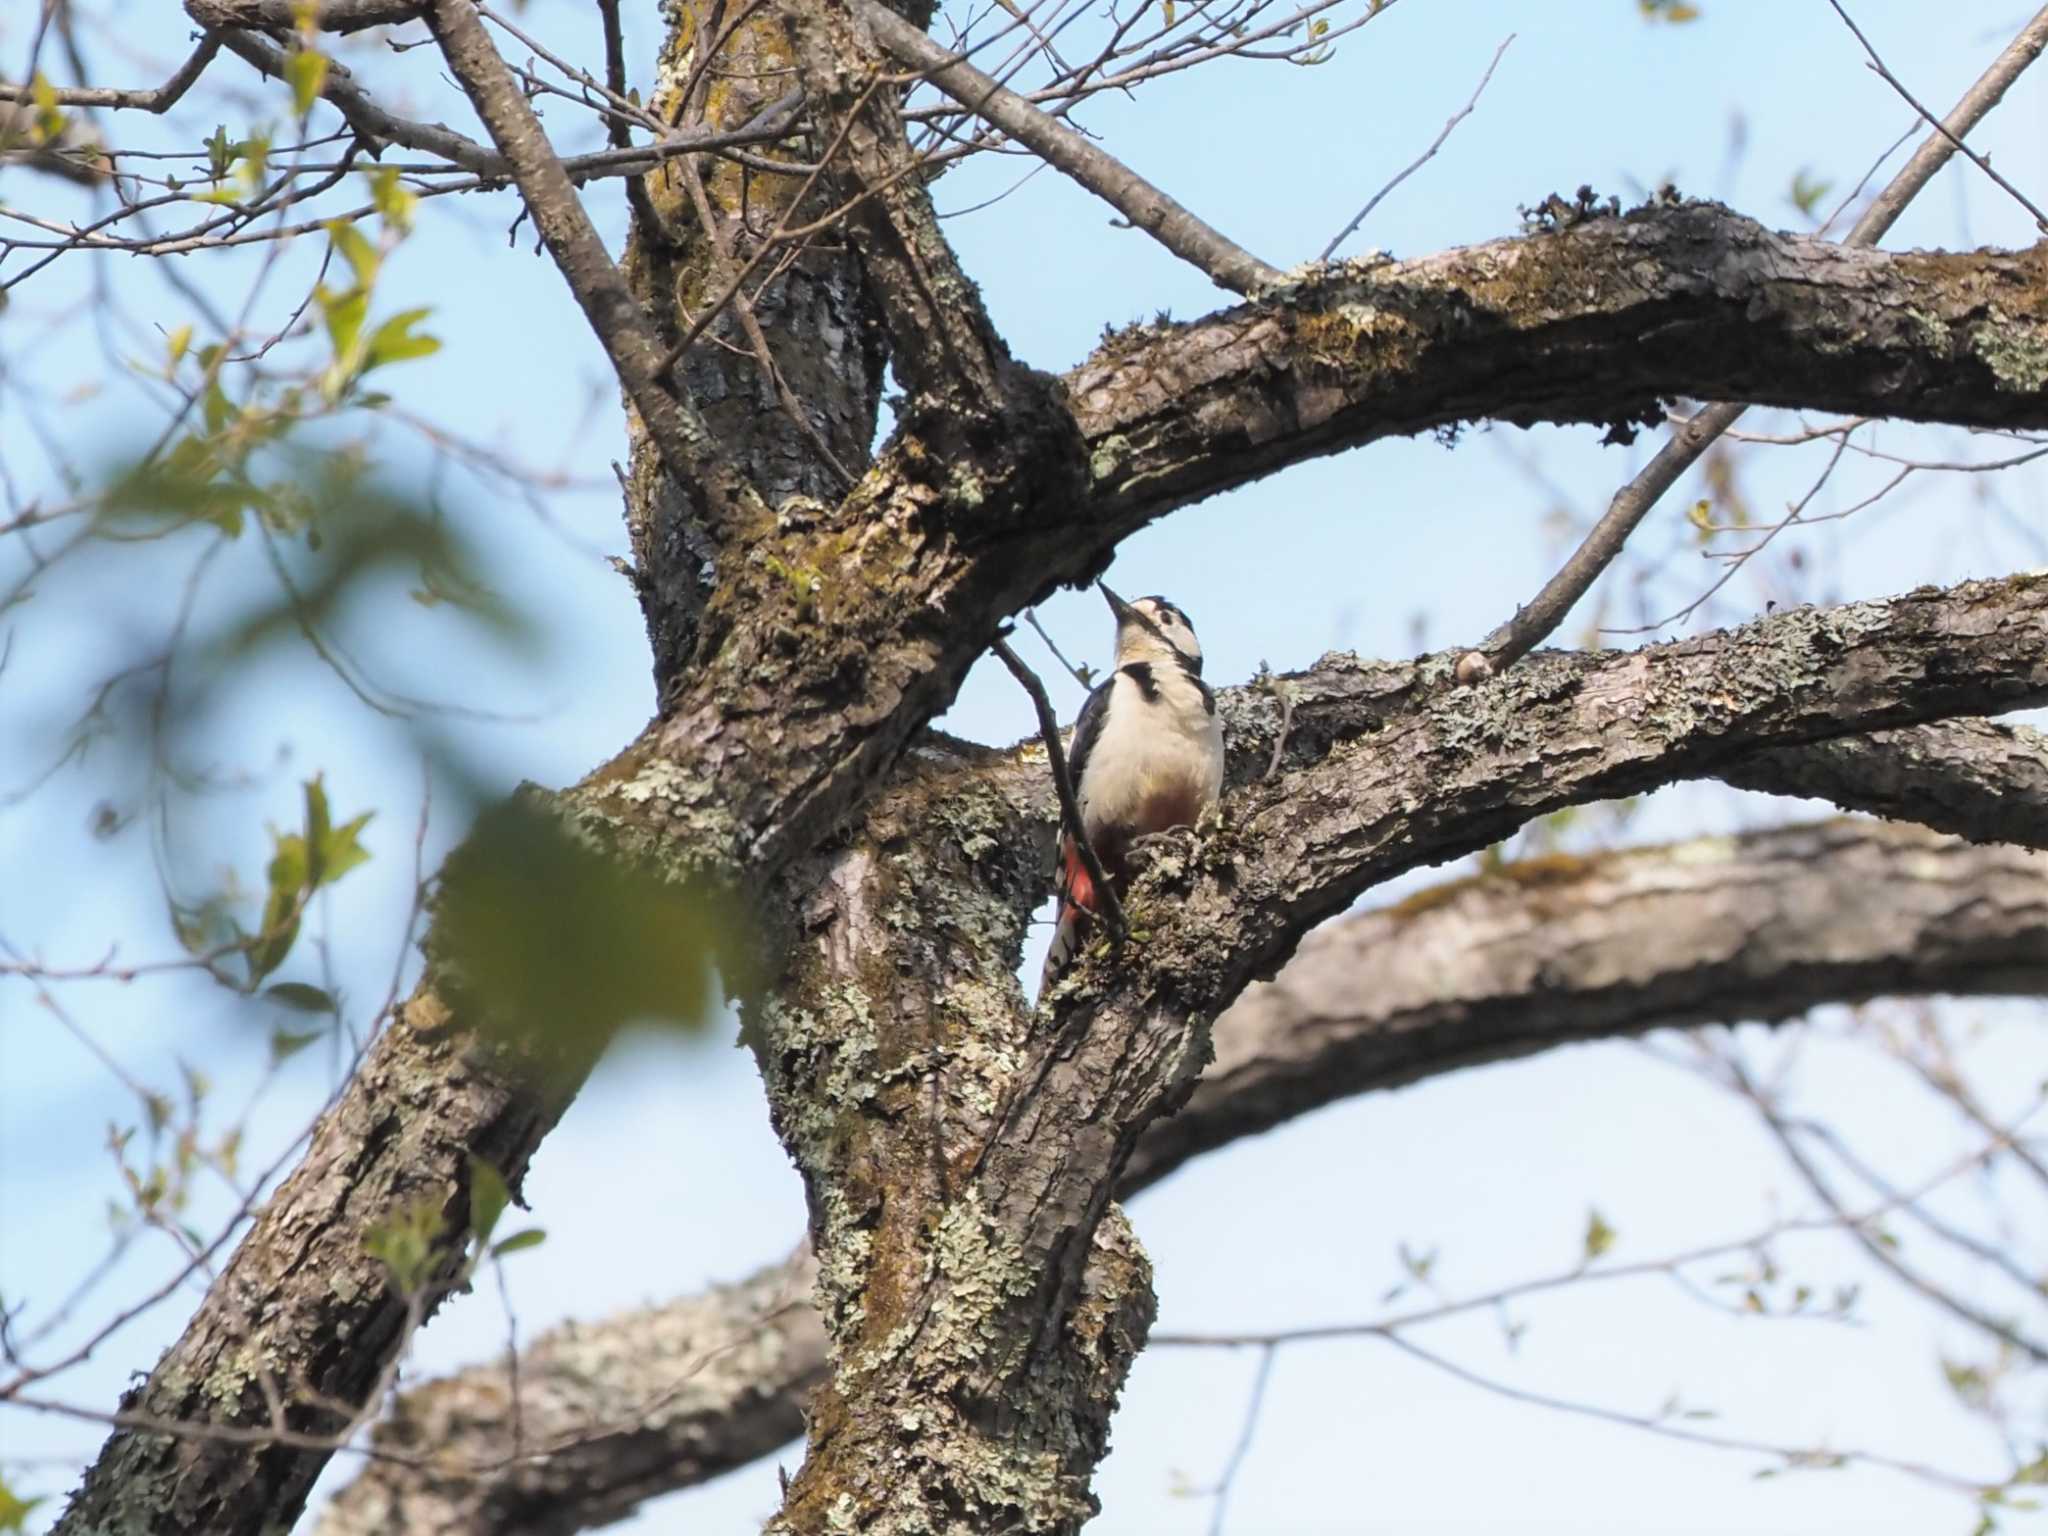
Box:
(320, 816, 2048, 1536)
(1123, 817, 2048, 1189)
(752, 572, 2048, 1533)
(1722, 718, 2048, 850)
(1070, 205, 2048, 529)
(315, 1250, 826, 1536)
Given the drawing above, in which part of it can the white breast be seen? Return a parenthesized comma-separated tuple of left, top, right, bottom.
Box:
(1079, 668, 1225, 840)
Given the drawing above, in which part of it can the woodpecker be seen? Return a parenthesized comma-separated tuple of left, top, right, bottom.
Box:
(1040, 584, 1224, 993)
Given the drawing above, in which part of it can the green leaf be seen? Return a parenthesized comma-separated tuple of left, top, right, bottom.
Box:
(364, 1195, 448, 1295)
(316, 284, 369, 369)
(1582, 1208, 1616, 1262)
(491, 1228, 546, 1258)
(325, 218, 380, 290)
(468, 1156, 511, 1242)
(364, 165, 418, 235)
(285, 47, 330, 118)
(1789, 167, 1833, 220)
(265, 982, 338, 1013)
(434, 799, 751, 1082)
(190, 186, 246, 207)
(0, 1473, 45, 1534)
(304, 774, 333, 884)
(320, 811, 374, 886)
(362, 308, 442, 372)
(165, 323, 194, 371)
(268, 1025, 324, 1065)
(205, 123, 234, 179)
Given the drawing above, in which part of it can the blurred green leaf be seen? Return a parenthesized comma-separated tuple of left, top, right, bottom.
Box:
(326, 218, 381, 290)
(317, 284, 369, 370)
(364, 1195, 448, 1295)
(285, 47, 330, 118)
(491, 1228, 546, 1257)
(432, 798, 751, 1079)
(1789, 167, 1833, 220)
(468, 1156, 511, 1242)
(268, 1025, 325, 1064)
(0, 1472, 45, 1533)
(364, 165, 417, 235)
(363, 309, 441, 372)
(265, 982, 337, 1013)
(1582, 1208, 1616, 1261)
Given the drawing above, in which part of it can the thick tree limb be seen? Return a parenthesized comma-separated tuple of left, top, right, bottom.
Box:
(1724, 718, 2048, 850)
(188, 0, 423, 30)
(1070, 204, 2048, 531)
(1470, 1, 2048, 672)
(315, 1251, 826, 1536)
(855, 0, 1281, 295)
(319, 816, 2048, 1536)
(46, 100, 2048, 1530)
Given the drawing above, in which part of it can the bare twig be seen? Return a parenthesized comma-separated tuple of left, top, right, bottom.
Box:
(1319, 33, 1513, 261)
(1023, 607, 1092, 690)
(857, 0, 1281, 294)
(1827, 0, 2048, 233)
(422, 0, 763, 527)
(1469, 2, 2048, 673)
(1204, 1344, 1276, 1536)
(1720, 1053, 2048, 1367)
(0, 33, 221, 113)
(991, 636, 1125, 943)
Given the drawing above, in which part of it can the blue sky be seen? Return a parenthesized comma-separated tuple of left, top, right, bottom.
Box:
(3, 1, 2046, 1531)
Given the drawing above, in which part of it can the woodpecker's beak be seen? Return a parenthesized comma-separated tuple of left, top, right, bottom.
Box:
(1098, 582, 1135, 623)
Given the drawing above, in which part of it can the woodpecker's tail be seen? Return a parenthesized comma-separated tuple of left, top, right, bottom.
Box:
(1039, 834, 1097, 996)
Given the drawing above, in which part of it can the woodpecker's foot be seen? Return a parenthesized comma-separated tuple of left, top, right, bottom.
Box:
(1126, 825, 1201, 883)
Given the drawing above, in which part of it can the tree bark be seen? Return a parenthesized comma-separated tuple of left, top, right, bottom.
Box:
(316, 817, 2048, 1536)
(43, 7, 2048, 1521)
(1721, 718, 2048, 849)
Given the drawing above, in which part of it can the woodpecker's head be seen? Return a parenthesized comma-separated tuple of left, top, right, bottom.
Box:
(1100, 583, 1204, 674)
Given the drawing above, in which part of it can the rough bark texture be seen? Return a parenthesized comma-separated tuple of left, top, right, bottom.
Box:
(315, 1250, 826, 1536)
(319, 816, 2048, 1536)
(1122, 817, 2048, 1189)
(750, 576, 2048, 1534)
(43, 4, 2048, 1526)
(1724, 718, 2048, 849)
(617, 0, 885, 692)
(1070, 208, 2048, 527)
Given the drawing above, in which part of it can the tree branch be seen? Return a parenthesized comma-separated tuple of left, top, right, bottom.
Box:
(786, 0, 1039, 410)
(319, 818, 2048, 1534)
(1469, 2, 2048, 673)
(1070, 202, 2048, 538)
(856, 0, 1281, 295)
(423, 0, 764, 528)
(187, 0, 424, 31)
(1722, 718, 2048, 850)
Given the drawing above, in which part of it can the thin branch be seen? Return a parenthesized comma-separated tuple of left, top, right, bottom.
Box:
(422, 0, 763, 528)
(992, 635, 1126, 944)
(856, 0, 1281, 294)
(0, 32, 221, 113)
(1319, 33, 1512, 261)
(1723, 1054, 2048, 1367)
(1827, 0, 2048, 234)
(1468, 1, 2048, 674)
(1372, 1331, 1982, 1495)
(1204, 1345, 1275, 1536)
(1023, 607, 1092, 690)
